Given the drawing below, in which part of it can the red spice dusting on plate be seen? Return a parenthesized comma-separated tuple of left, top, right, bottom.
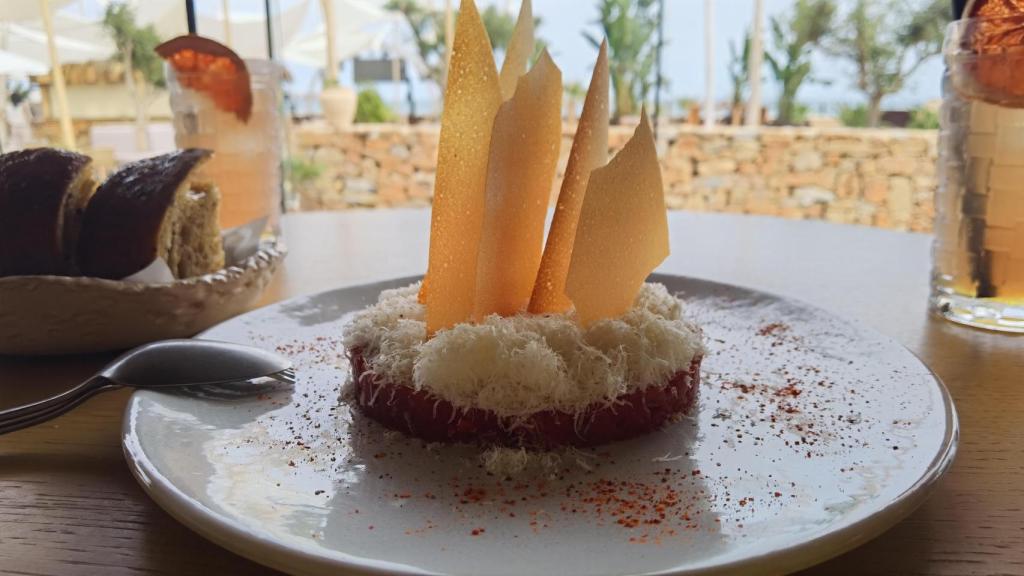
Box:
(757, 322, 789, 337)
(775, 383, 802, 397)
(235, 292, 905, 552)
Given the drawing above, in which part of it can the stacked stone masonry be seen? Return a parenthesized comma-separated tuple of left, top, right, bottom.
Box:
(292, 123, 938, 232)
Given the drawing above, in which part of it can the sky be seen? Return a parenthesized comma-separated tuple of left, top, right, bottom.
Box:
(527, 0, 946, 114)
(78, 0, 949, 116)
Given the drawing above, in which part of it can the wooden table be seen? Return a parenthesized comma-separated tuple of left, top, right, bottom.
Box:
(1, 210, 1021, 576)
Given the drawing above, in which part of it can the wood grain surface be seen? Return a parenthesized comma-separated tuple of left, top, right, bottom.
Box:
(1, 210, 1021, 576)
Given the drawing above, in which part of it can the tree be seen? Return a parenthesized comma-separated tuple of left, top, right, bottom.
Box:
(828, 0, 948, 127)
(386, 0, 545, 101)
(482, 5, 517, 52)
(483, 5, 549, 65)
(728, 32, 751, 118)
(102, 2, 163, 151)
(355, 87, 396, 123)
(564, 81, 586, 123)
(908, 105, 940, 129)
(765, 0, 834, 125)
(584, 0, 659, 122)
(386, 0, 446, 92)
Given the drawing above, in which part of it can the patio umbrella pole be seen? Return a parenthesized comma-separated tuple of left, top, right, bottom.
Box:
(703, 0, 715, 129)
(745, 0, 764, 127)
(222, 0, 233, 48)
(39, 0, 75, 150)
(265, 0, 275, 59)
(444, 0, 454, 75)
(653, 0, 665, 138)
(321, 0, 336, 81)
(186, 0, 197, 34)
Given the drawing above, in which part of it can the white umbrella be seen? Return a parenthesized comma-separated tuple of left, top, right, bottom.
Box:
(283, 1, 423, 75)
(0, 0, 73, 22)
(0, 48, 47, 75)
(2, 20, 113, 64)
(284, 27, 379, 68)
(131, 0, 312, 60)
(0, 0, 78, 149)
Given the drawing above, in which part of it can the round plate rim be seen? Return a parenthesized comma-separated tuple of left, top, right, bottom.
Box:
(121, 274, 960, 576)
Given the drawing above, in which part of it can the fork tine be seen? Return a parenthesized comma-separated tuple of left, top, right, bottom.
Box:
(269, 368, 296, 385)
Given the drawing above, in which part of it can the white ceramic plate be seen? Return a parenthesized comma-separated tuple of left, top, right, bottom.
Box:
(122, 275, 958, 576)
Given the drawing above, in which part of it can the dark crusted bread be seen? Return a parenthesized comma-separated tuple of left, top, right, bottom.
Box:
(77, 149, 225, 280)
(0, 148, 95, 276)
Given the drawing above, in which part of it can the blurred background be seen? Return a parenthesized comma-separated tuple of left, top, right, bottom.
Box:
(0, 0, 954, 232)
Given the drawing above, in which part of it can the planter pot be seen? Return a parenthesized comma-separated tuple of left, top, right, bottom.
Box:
(320, 86, 357, 130)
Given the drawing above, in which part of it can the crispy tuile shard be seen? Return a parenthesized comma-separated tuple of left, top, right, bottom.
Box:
(498, 0, 535, 100)
(529, 40, 609, 314)
(565, 109, 668, 326)
(423, 0, 502, 335)
(473, 50, 563, 319)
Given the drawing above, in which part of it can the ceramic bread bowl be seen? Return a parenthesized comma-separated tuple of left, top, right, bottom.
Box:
(0, 241, 283, 356)
(0, 148, 283, 356)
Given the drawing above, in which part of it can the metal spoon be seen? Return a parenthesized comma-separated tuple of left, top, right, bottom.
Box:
(0, 339, 294, 435)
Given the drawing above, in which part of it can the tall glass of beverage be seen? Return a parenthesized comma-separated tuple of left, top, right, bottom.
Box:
(165, 59, 283, 237)
(932, 16, 1024, 332)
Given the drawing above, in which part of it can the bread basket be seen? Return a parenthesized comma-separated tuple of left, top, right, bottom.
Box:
(0, 241, 284, 356)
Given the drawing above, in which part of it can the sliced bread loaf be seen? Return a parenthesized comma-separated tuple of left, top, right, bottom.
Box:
(77, 149, 225, 280)
(0, 148, 96, 276)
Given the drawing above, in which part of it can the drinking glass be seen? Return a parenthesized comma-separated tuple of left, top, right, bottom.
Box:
(165, 59, 284, 238)
(932, 17, 1024, 332)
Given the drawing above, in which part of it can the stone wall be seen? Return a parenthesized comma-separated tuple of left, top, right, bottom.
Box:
(291, 123, 939, 232)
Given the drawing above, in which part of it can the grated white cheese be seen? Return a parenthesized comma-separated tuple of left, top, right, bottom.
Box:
(343, 282, 704, 418)
(480, 446, 567, 477)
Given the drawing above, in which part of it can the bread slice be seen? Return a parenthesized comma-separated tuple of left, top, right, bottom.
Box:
(77, 149, 225, 280)
(0, 148, 96, 276)
(173, 182, 226, 279)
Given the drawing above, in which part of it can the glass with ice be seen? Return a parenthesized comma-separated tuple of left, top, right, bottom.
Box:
(165, 59, 283, 236)
(932, 16, 1024, 331)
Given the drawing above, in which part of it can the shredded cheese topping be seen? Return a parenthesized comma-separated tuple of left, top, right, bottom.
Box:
(344, 282, 704, 418)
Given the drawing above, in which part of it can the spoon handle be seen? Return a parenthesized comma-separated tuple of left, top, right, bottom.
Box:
(0, 376, 118, 435)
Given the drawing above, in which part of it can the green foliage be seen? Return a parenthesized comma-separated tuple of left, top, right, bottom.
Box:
(481, 5, 516, 52)
(789, 103, 811, 125)
(584, 0, 659, 121)
(827, 0, 949, 126)
(286, 157, 324, 186)
(839, 104, 870, 127)
(481, 5, 549, 65)
(101, 2, 164, 87)
(765, 0, 835, 125)
(355, 87, 395, 123)
(728, 32, 751, 109)
(565, 82, 587, 101)
(908, 106, 940, 129)
(386, 0, 546, 96)
(385, 0, 445, 90)
(677, 97, 698, 112)
(7, 81, 30, 106)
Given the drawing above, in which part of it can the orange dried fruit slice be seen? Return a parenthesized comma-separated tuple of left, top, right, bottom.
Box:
(960, 0, 1024, 102)
(968, 0, 1024, 20)
(156, 35, 253, 123)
